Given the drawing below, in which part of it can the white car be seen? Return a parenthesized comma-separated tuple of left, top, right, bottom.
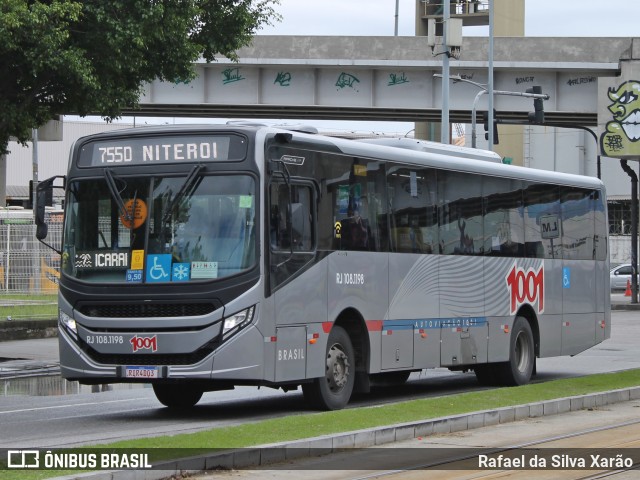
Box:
(610, 264, 638, 291)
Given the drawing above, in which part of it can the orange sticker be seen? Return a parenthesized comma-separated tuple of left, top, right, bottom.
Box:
(131, 249, 145, 270)
(120, 199, 148, 229)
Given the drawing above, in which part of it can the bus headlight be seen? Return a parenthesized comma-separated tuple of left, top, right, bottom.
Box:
(59, 309, 77, 336)
(222, 306, 255, 340)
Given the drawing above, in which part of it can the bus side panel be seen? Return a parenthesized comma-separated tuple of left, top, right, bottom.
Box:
(595, 260, 610, 343)
(261, 292, 277, 382)
(327, 251, 389, 375)
(273, 258, 328, 380)
(483, 257, 558, 361)
(561, 259, 597, 356)
(388, 253, 440, 370)
(538, 260, 564, 358)
(438, 255, 488, 367)
(484, 257, 514, 363)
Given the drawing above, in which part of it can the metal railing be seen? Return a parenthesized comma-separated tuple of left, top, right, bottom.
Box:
(0, 223, 61, 294)
(420, 0, 489, 16)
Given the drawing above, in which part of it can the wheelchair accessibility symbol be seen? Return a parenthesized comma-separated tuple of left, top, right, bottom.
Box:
(146, 254, 172, 282)
(563, 267, 570, 289)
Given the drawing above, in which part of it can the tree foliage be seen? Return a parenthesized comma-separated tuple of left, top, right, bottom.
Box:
(0, 0, 281, 154)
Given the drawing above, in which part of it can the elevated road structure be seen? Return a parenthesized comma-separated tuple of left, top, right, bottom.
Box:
(130, 36, 634, 126)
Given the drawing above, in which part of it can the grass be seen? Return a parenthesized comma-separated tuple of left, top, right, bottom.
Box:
(3, 369, 640, 480)
(0, 294, 57, 321)
(104, 368, 640, 449)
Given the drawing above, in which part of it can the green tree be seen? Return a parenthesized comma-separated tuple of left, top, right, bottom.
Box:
(0, 0, 280, 154)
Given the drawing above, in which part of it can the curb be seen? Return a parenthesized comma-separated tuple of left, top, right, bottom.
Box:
(611, 302, 640, 310)
(54, 385, 640, 480)
(0, 319, 57, 342)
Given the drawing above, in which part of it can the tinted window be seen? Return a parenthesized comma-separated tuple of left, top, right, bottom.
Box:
(387, 166, 438, 253)
(524, 183, 561, 259)
(327, 157, 386, 252)
(483, 177, 524, 256)
(269, 183, 314, 251)
(438, 171, 482, 255)
(562, 188, 594, 260)
(594, 190, 608, 261)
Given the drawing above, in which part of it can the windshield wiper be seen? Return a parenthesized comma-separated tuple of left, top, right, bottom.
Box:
(104, 169, 132, 222)
(162, 164, 204, 224)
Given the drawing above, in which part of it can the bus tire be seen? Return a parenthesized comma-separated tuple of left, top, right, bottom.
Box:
(499, 316, 535, 386)
(153, 384, 203, 409)
(302, 326, 355, 411)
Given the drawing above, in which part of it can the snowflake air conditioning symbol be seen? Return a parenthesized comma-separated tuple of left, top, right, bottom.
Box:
(172, 263, 190, 282)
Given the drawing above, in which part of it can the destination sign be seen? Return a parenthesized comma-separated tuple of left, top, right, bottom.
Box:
(77, 134, 247, 167)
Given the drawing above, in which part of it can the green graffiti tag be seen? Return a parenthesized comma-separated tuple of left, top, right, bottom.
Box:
(336, 72, 360, 90)
(601, 80, 640, 157)
(274, 72, 292, 86)
(388, 72, 409, 86)
(222, 67, 245, 85)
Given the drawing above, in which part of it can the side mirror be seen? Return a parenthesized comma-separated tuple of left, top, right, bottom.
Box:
(36, 223, 48, 240)
(34, 175, 65, 253)
(35, 187, 48, 228)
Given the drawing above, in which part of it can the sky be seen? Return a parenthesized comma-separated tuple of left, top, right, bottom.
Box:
(71, 0, 640, 134)
(257, 0, 640, 37)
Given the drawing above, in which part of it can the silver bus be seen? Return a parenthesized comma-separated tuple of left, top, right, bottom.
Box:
(36, 124, 610, 410)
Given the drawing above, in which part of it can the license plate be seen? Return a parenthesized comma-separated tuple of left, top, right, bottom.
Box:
(125, 366, 158, 379)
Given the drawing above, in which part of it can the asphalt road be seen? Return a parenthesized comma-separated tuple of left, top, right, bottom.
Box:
(0, 308, 639, 449)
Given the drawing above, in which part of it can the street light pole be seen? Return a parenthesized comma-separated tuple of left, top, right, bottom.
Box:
(434, 74, 550, 149)
(441, 0, 450, 144)
(488, 0, 495, 149)
(394, 0, 400, 35)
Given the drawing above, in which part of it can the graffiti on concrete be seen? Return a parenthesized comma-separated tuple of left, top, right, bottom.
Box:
(566, 76, 596, 86)
(222, 68, 245, 85)
(601, 80, 640, 157)
(388, 72, 409, 86)
(336, 72, 360, 91)
(274, 72, 292, 87)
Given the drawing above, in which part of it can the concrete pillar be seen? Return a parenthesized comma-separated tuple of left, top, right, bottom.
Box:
(414, 0, 524, 145)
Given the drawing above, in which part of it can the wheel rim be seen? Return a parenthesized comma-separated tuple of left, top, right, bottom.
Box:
(325, 342, 350, 393)
(514, 331, 531, 373)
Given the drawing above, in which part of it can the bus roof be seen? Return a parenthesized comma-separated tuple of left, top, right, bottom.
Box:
(73, 124, 604, 191)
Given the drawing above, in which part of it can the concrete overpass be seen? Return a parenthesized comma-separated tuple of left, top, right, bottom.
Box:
(130, 36, 635, 126)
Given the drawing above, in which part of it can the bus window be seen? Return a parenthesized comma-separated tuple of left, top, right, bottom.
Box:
(269, 183, 314, 251)
(327, 158, 388, 252)
(387, 166, 437, 254)
(593, 190, 608, 261)
(524, 183, 561, 259)
(483, 177, 524, 257)
(562, 188, 594, 260)
(438, 171, 483, 255)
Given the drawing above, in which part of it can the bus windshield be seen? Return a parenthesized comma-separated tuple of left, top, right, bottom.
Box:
(62, 173, 256, 283)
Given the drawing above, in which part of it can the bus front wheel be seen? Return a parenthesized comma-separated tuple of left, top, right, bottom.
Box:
(303, 326, 355, 411)
(499, 316, 535, 386)
(153, 384, 203, 409)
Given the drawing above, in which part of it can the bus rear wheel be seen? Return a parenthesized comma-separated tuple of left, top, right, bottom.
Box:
(303, 326, 355, 411)
(153, 384, 203, 409)
(499, 316, 535, 386)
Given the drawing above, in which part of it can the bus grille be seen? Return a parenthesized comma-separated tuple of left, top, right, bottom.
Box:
(84, 348, 215, 366)
(78, 303, 216, 318)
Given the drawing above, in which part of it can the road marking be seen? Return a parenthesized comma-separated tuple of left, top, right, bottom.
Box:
(0, 397, 148, 414)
